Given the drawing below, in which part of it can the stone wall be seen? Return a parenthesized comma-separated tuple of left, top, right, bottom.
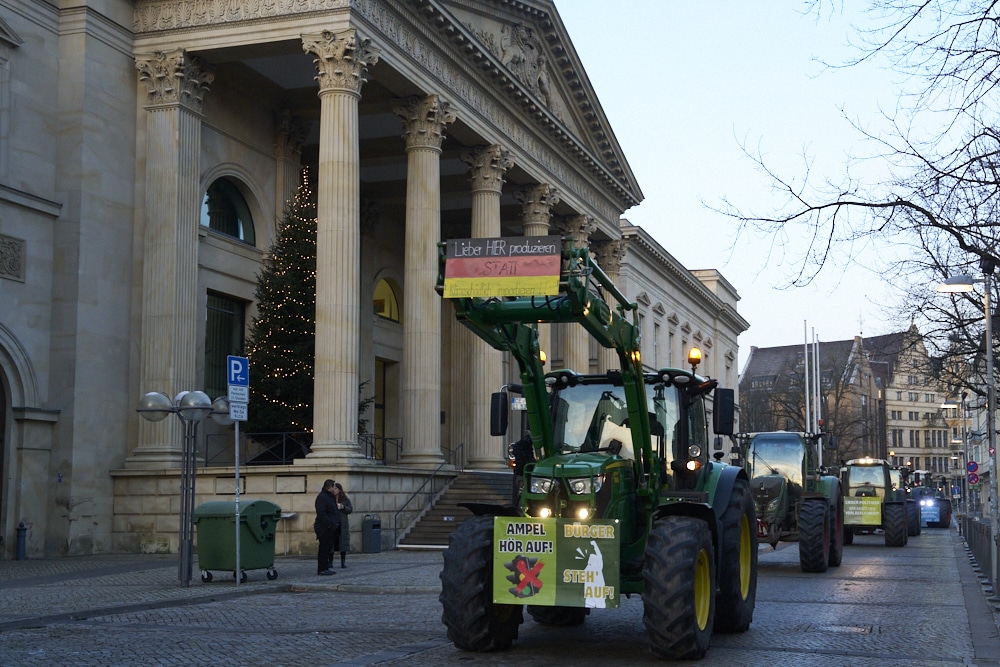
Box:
(111, 464, 458, 556)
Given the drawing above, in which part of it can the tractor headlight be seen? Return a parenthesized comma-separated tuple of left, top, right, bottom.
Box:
(766, 497, 781, 512)
(567, 476, 603, 495)
(530, 477, 553, 494)
(688, 444, 702, 458)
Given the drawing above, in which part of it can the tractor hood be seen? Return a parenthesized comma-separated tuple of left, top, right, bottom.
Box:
(530, 452, 616, 479)
(751, 474, 787, 509)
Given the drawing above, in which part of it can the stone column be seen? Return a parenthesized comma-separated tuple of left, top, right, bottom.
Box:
(553, 214, 597, 373)
(592, 239, 629, 373)
(455, 145, 513, 470)
(514, 184, 560, 364)
(129, 50, 212, 467)
(395, 95, 456, 466)
(274, 110, 308, 224)
(302, 30, 380, 459)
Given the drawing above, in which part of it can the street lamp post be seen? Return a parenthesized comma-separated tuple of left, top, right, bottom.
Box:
(938, 258, 1000, 588)
(137, 390, 231, 586)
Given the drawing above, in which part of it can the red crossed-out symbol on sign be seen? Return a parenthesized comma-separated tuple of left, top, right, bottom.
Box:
(515, 557, 545, 595)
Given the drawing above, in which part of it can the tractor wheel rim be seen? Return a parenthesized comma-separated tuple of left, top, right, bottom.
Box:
(695, 548, 711, 630)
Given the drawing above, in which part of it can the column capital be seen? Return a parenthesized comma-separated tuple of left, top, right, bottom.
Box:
(591, 238, 628, 275)
(553, 214, 597, 247)
(275, 110, 309, 160)
(514, 183, 561, 227)
(135, 49, 213, 113)
(302, 29, 380, 96)
(461, 144, 514, 193)
(394, 95, 457, 151)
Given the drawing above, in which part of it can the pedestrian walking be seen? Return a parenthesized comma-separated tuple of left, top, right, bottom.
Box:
(333, 482, 353, 568)
(314, 479, 341, 576)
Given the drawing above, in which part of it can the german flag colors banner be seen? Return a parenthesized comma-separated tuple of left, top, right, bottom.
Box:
(443, 236, 561, 298)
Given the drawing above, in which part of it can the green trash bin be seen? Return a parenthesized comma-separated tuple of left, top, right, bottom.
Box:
(193, 500, 282, 583)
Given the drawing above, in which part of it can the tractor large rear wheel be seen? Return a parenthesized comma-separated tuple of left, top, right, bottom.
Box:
(798, 498, 830, 573)
(884, 503, 908, 547)
(642, 516, 716, 660)
(713, 477, 757, 633)
(440, 516, 523, 651)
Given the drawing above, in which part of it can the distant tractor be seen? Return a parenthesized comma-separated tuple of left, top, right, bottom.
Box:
(741, 431, 844, 572)
(842, 458, 908, 547)
(910, 486, 953, 528)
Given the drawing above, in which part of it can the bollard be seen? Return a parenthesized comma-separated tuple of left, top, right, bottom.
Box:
(16, 522, 27, 560)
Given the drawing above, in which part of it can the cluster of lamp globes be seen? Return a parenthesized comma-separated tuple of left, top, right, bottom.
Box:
(137, 390, 235, 426)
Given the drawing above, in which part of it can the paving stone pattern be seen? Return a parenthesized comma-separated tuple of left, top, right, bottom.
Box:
(1, 529, 998, 666)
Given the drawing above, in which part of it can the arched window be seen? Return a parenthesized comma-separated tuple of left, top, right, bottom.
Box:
(374, 279, 400, 321)
(201, 177, 256, 245)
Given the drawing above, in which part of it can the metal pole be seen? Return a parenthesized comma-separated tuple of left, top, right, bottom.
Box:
(235, 419, 241, 587)
(804, 321, 811, 435)
(984, 270, 1000, 588)
(179, 419, 195, 586)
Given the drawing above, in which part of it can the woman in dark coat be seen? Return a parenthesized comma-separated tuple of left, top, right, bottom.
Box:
(314, 479, 341, 576)
(333, 482, 353, 568)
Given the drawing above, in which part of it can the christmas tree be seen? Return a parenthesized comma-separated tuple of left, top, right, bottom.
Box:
(246, 172, 316, 433)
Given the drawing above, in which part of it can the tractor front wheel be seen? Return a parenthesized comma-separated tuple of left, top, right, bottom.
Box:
(642, 516, 716, 660)
(798, 498, 830, 573)
(440, 516, 523, 651)
(713, 477, 757, 633)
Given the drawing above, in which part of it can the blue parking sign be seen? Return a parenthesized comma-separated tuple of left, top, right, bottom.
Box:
(227, 356, 249, 387)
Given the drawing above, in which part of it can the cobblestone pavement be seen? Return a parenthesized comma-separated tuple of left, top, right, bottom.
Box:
(2, 528, 999, 666)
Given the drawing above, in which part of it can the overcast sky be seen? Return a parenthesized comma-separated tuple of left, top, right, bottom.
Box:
(556, 2, 908, 370)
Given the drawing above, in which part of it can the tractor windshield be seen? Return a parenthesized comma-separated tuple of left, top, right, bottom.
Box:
(847, 465, 886, 498)
(551, 380, 681, 463)
(747, 434, 805, 488)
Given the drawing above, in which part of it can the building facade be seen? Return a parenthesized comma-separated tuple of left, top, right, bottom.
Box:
(0, 0, 746, 558)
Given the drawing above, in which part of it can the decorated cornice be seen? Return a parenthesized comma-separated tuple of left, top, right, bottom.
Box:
(131, 0, 637, 219)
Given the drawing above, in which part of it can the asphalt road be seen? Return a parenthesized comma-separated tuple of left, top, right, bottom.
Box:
(1, 527, 999, 666)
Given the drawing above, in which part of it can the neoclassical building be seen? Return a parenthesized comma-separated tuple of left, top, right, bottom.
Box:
(0, 0, 747, 558)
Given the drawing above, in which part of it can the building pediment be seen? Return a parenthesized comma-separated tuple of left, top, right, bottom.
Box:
(439, 0, 641, 206)
(0, 15, 23, 49)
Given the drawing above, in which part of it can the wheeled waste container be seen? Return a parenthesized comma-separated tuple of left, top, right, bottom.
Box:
(362, 514, 381, 553)
(193, 500, 282, 582)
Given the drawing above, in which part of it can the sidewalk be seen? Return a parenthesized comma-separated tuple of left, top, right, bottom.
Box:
(0, 549, 444, 631)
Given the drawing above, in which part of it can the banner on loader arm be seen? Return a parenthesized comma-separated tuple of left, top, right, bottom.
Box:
(443, 236, 561, 298)
(844, 497, 883, 525)
(492, 517, 620, 609)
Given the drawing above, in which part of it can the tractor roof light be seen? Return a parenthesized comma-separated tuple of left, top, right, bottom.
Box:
(688, 347, 702, 372)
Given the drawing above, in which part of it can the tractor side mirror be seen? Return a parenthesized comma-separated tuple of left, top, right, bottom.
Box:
(714, 435, 723, 451)
(713, 388, 735, 435)
(490, 392, 509, 437)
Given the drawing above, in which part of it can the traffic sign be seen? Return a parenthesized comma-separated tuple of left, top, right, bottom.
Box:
(228, 385, 249, 403)
(227, 355, 249, 387)
(968, 472, 980, 485)
(229, 401, 248, 422)
(967, 460, 978, 473)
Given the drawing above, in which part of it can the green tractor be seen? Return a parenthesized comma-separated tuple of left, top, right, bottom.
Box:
(436, 237, 757, 660)
(740, 431, 844, 572)
(842, 457, 909, 547)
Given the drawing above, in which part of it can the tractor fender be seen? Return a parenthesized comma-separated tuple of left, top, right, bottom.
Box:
(816, 475, 842, 508)
(709, 463, 748, 524)
(651, 500, 719, 555)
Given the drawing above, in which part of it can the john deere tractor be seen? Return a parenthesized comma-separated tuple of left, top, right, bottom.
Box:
(741, 431, 844, 572)
(842, 457, 908, 547)
(435, 236, 756, 660)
